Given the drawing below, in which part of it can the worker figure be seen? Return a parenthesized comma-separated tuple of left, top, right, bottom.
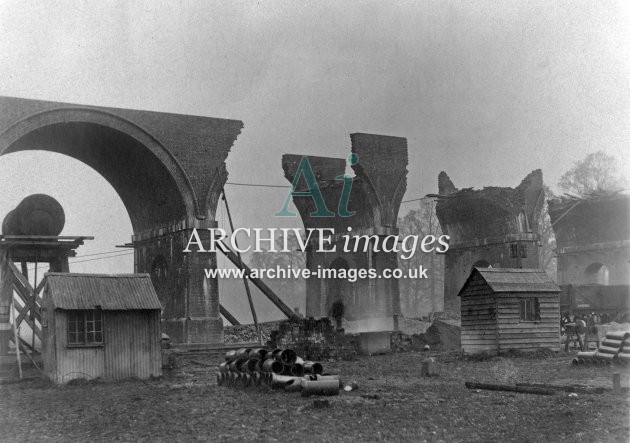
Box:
(564, 318, 585, 352)
(329, 300, 345, 331)
(560, 313, 571, 334)
(575, 316, 587, 350)
(584, 313, 600, 350)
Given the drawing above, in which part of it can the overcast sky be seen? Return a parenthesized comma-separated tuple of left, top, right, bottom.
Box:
(0, 0, 628, 277)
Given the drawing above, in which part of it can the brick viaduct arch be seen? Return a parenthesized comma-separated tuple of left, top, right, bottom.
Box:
(549, 193, 630, 287)
(0, 96, 243, 345)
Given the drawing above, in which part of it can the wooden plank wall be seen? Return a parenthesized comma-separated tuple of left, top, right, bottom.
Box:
(461, 274, 498, 354)
(496, 293, 560, 352)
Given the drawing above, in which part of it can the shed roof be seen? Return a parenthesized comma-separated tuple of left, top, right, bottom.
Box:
(44, 273, 162, 310)
(458, 268, 560, 296)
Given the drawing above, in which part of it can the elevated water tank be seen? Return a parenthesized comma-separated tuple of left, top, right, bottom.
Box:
(1, 194, 65, 236)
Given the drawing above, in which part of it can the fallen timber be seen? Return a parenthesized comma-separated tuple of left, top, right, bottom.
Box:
(465, 382, 555, 395)
(516, 382, 605, 394)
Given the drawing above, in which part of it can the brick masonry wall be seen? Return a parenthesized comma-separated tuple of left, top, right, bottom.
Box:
(269, 318, 359, 361)
(281, 133, 408, 321)
(436, 170, 545, 312)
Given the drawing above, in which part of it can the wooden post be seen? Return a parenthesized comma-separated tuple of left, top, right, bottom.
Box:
(31, 253, 38, 351)
(221, 188, 262, 345)
(612, 373, 621, 392)
(11, 298, 22, 379)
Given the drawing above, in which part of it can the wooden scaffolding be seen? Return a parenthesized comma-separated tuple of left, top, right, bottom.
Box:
(0, 235, 92, 355)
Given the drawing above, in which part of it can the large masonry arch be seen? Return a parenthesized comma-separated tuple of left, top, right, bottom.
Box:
(0, 96, 243, 345)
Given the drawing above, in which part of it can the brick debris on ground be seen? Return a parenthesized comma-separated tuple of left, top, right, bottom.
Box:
(1, 352, 628, 442)
(223, 321, 284, 344)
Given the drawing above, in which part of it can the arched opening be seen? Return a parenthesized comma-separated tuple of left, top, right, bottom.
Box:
(0, 150, 139, 348)
(0, 113, 194, 344)
(584, 262, 609, 285)
(517, 211, 528, 233)
(0, 151, 134, 274)
(0, 100, 242, 345)
(326, 257, 352, 323)
(2, 119, 188, 233)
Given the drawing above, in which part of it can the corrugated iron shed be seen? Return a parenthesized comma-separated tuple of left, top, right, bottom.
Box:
(458, 268, 560, 295)
(45, 273, 162, 310)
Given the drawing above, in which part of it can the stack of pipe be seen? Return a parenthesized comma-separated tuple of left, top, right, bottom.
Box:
(618, 334, 630, 364)
(573, 331, 630, 365)
(216, 347, 339, 396)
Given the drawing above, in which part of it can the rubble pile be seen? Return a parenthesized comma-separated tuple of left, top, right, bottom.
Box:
(419, 319, 461, 350)
(390, 332, 414, 352)
(393, 319, 461, 352)
(430, 311, 462, 322)
(216, 347, 341, 396)
(388, 318, 463, 352)
(269, 318, 358, 360)
(397, 317, 431, 336)
(223, 321, 283, 344)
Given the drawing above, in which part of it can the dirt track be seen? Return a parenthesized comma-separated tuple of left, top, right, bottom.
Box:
(1, 352, 628, 442)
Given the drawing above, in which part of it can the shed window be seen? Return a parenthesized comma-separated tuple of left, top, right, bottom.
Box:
(519, 298, 540, 322)
(68, 310, 103, 345)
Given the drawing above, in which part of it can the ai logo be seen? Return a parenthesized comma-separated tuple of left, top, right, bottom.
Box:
(275, 154, 359, 217)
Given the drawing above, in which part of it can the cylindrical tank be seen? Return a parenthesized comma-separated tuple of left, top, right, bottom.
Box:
(1, 194, 65, 236)
(1, 210, 21, 235)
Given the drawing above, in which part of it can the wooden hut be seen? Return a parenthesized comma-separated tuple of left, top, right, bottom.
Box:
(41, 273, 162, 383)
(458, 268, 561, 354)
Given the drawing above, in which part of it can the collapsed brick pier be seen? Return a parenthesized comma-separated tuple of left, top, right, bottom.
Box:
(281, 133, 408, 332)
(435, 170, 545, 312)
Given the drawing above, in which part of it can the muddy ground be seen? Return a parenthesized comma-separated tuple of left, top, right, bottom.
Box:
(0, 351, 629, 442)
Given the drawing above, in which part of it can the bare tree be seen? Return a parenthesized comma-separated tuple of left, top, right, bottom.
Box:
(558, 151, 628, 196)
(397, 199, 444, 317)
